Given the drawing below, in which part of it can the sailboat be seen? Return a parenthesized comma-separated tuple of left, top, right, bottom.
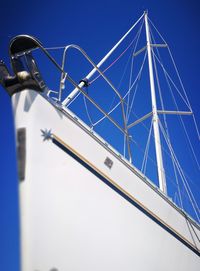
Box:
(0, 11, 200, 271)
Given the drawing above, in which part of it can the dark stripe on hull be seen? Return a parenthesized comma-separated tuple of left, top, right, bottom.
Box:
(52, 136, 200, 257)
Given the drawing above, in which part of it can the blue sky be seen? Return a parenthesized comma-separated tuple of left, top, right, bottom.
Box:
(0, 1, 200, 270)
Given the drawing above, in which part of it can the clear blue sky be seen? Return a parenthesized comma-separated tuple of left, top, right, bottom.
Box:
(0, 1, 200, 270)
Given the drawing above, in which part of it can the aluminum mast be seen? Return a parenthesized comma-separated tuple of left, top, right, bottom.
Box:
(144, 11, 167, 194)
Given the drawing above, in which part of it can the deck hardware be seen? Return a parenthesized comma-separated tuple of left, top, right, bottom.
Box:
(104, 157, 113, 169)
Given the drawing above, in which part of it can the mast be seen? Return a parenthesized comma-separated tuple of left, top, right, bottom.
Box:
(144, 12, 167, 194)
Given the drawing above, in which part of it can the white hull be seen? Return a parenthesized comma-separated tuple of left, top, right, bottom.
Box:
(13, 89, 200, 271)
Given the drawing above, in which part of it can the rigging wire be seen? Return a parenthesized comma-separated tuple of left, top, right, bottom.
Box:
(124, 18, 145, 156)
(160, 120, 199, 215)
(103, 37, 139, 131)
(152, 51, 200, 170)
(150, 29, 184, 208)
(90, 19, 145, 85)
(152, 53, 191, 109)
(120, 60, 197, 206)
(128, 97, 199, 201)
(101, 54, 132, 136)
(91, 51, 147, 128)
(167, 46, 200, 141)
(83, 45, 136, 131)
(83, 91, 94, 128)
(187, 219, 200, 244)
(150, 32, 199, 210)
(127, 123, 189, 195)
(126, 17, 145, 120)
(159, 121, 200, 222)
(141, 119, 153, 174)
(127, 51, 147, 122)
(149, 18, 200, 140)
(166, 71, 200, 171)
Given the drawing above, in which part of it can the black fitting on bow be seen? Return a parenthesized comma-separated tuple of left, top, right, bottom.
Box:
(79, 78, 90, 87)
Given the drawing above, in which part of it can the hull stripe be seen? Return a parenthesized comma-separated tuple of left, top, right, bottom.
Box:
(52, 133, 200, 257)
